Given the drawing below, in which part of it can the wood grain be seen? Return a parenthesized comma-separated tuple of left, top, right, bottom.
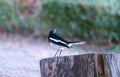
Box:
(40, 53, 120, 77)
(40, 53, 97, 77)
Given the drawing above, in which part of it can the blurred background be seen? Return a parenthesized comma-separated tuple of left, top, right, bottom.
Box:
(1, 0, 120, 43)
(0, 0, 120, 77)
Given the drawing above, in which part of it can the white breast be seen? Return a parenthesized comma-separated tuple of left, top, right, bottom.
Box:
(50, 42, 65, 50)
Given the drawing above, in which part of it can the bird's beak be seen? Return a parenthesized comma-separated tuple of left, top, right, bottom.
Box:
(53, 29, 56, 33)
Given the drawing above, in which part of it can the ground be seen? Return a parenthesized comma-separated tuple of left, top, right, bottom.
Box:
(0, 33, 85, 77)
(0, 33, 119, 77)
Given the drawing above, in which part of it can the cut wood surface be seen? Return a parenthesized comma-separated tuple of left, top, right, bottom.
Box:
(40, 53, 120, 77)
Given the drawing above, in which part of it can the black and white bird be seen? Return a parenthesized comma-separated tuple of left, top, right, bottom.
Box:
(48, 29, 86, 57)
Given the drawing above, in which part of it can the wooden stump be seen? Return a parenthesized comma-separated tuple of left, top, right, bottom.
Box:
(40, 53, 120, 77)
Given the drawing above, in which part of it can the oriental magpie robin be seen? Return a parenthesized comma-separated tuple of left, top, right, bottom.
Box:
(48, 29, 86, 57)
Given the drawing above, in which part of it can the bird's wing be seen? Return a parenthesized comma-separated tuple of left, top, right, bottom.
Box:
(49, 34, 69, 48)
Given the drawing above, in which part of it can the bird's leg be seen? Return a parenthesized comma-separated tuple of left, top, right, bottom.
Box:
(56, 49, 62, 65)
(58, 49, 62, 57)
(54, 49, 59, 57)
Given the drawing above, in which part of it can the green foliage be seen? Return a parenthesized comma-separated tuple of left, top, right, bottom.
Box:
(0, 0, 42, 35)
(0, 1, 11, 25)
(0, 0, 120, 43)
(41, 0, 120, 43)
(109, 45, 120, 53)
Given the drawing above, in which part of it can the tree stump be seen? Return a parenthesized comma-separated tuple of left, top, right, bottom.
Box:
(40, 53, 120, 77)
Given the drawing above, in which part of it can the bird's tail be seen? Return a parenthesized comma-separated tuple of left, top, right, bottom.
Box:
(68, 41, 86, 47)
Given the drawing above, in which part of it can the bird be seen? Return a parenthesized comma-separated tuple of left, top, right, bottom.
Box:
(48, 29, 86, 57)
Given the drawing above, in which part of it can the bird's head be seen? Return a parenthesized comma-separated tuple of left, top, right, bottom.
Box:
(51, 29, 56, 34)
(49, 29, 56, 36)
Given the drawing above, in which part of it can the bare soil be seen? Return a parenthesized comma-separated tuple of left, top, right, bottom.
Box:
(0, 32, 119, 77)
(0, 33, 82, 77)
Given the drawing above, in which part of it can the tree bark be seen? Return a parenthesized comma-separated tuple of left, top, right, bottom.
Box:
(40, 53, 120, 77)
(103, 54, 120, 77)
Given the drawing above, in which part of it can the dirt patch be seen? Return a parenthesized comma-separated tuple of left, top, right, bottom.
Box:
(0, 33, 82, 77)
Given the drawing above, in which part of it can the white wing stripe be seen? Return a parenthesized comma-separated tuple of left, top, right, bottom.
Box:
(49, 37, 58, 42)
(49, 37, 67, 45)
